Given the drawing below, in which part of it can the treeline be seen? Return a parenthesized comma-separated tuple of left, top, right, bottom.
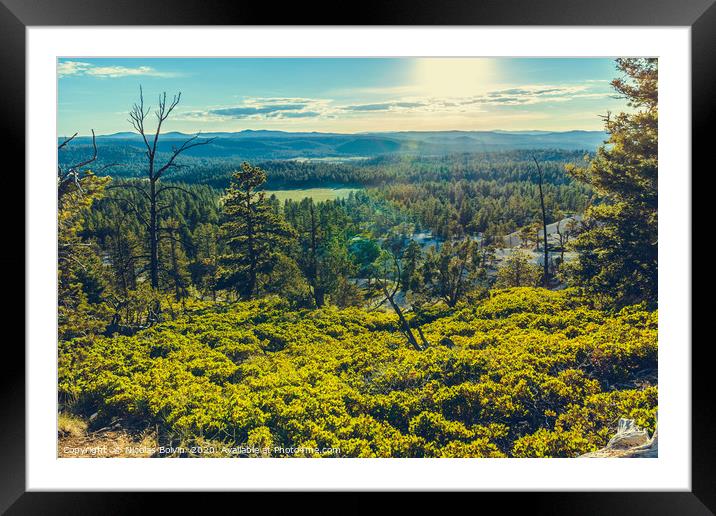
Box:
(65, 159, 538, 346)
(373, 178, 592, 240)
(61, 144, 597, 248)
(58, 148, 593, 189)
(76, 153, 596, 258)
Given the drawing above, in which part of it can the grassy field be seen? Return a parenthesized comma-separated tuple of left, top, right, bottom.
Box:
(263, 187, 361, 203)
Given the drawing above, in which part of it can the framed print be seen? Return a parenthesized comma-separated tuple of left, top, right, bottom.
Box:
(2, 0, 711, 512)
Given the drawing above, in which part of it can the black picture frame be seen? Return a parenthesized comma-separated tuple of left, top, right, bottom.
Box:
(2, 0, 709, 512)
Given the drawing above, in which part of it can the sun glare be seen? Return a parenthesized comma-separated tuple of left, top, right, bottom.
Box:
(414, 57, 499, 97)
(413, 58, 499, 98)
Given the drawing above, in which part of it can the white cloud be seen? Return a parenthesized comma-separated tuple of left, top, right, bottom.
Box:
(182, 97, 333, 121)
(457, 84, 599, 107)
(58, 61, 180, 79)
(57, 61, 92, 77)
(337, 83, 607, 114)
(175, 82, 611, 123)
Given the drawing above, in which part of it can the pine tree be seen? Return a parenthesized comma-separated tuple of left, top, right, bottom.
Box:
(159, 218, 191, 300)
(57, 132, 112, 339)
(423, 239, 486, 307)
(565, 58, 658, 307)
(106, 226, 140, 295)
(287, 198, 355, 307)
(494, 250, 542, 289)
(190, 223, 220, 300)
(400, 240, 422, 293)
(218, 162, 297, 299)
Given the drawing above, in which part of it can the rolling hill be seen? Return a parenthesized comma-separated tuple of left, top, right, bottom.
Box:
(62, 129, 607, 161)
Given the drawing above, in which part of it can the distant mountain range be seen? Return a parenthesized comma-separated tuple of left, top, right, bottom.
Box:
(64, 129, 607, 160)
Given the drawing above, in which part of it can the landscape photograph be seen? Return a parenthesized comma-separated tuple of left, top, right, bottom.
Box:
(57, 57, 658, 458)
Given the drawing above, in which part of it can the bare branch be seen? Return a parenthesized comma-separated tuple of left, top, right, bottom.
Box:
(158, 232, 195, 253)
(107, 182, 152, 202)
(110, 197, 151, 229)
(367, 296, 388, 312)
(59, 253, 90, 272)
(389, 253, 401, 299)
(63, 129, 98, 179)
(58, 132, 78, 151)
(156, 184, 197, 198)
(155, 135, 216, 180)
(57, 129, 100, 204)
(128, 85, 152, 155)
(97, 163, 120, 173)
(152, 91, 181, 155)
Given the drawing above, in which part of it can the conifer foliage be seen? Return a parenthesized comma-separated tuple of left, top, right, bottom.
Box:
(566, 58, 658, 307)
(218, 162, 297, 299)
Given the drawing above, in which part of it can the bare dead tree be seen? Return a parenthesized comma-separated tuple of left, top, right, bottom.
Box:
(117, 86, 215, 289)
(370, 250, 428, 351)
(58, 130, 97, 207)
(531, 155, 550, 287)
(57, 129, 119, 263)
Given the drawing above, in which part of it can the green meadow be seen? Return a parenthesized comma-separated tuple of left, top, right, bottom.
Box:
(262, 187, 361, 203)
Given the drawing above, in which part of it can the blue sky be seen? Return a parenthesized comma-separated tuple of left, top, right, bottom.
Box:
(57, 58, 627, 135)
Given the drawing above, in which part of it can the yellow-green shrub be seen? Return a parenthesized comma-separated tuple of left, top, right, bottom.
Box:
(59, 289, 657, 457)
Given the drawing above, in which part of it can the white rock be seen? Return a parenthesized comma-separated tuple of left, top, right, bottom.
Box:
(581, 417, 658, 458)
(606, 419, 650, 449)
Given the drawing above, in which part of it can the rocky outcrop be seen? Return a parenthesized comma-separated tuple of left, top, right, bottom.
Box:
(581, 418, 658, 458)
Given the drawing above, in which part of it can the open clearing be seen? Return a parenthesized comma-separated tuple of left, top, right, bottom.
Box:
(262, 187, 360, 203)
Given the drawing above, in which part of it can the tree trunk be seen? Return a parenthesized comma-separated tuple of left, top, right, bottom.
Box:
(169, 232, 181, 300)
(309, 203, 323, 307)
(533, 157, 550, 287)
(314, 288, 325, 307)
(383, 286, 423, 351)
(149, 177, 159, 289)
(245, 191, 257, 299)
(416, 325, 430, 348)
